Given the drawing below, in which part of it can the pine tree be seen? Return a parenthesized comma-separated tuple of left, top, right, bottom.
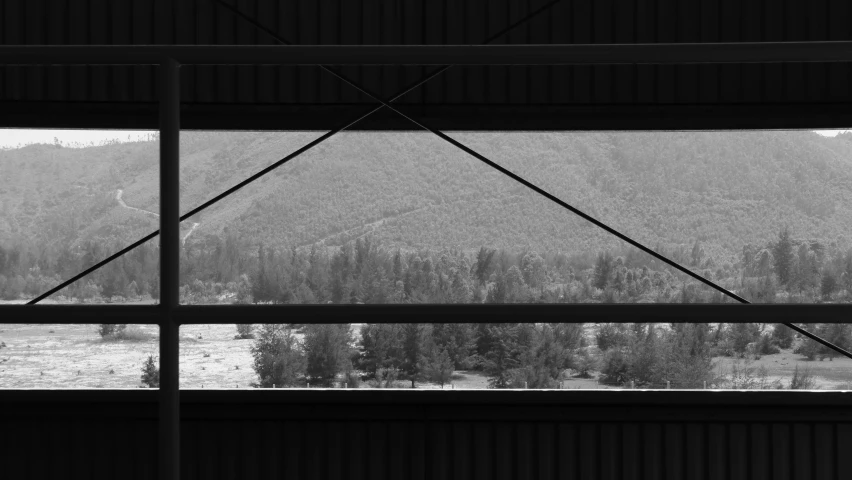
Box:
(357, 323, 404, 374)
(303, 324, 353, 386)
(484, 324, 520, 389)
(401, 323, 429, 387)
(251, 324, 305, 387)
(821, 271, 837, 300)
(418, 340, 454, 387)
(772, 226, 794, 286)
(140, 354, 159, 388)
(593, 252, 614, 290)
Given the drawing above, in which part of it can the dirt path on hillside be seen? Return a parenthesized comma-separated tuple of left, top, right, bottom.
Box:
(116, 189, 200, 245)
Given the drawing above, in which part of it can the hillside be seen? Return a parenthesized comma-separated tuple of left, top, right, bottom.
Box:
(3, 130, 852, 266)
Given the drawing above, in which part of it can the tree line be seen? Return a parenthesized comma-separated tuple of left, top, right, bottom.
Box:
(2, 225, 852, 306)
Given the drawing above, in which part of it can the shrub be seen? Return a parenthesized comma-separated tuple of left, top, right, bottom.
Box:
(573, 348, 597, 378)
(342, 368, 361, 388)
(141, 355, 159, 388)
(728, 323, 760, 355)
(757, 334, 780, 355)
(97, 324, 127, 338)
(595, 323, 629, 351)
(723, 359, 781, 390)
(370, 367, 400, 388)
(789, 364, 817, 390)
(599, 348, 629, 385)
(251, 324, 306, 388)
(113, 326, 154, 342)
(235, 324, 255, 339)
(771, 324, 794, 349)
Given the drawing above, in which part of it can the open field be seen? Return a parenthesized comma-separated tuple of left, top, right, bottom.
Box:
(714, 350, 852, 390)
(2, 322, 851, 390)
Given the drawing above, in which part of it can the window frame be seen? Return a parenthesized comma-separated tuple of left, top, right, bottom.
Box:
(3, 43, 852, 480)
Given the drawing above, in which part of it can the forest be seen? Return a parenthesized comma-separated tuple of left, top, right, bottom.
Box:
(2, 223, 851, 306)
(230, 320, 841, 390)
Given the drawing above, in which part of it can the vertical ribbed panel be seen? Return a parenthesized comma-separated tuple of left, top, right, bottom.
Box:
(1, 0, 851, 109)
(178, 420, 852, 479)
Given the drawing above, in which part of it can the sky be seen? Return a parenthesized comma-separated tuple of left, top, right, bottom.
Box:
(0, 129, 154, 149)
(0, 128, 847, 149)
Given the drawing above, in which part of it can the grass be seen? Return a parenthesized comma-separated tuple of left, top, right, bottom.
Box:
(714, 348, 852, 390)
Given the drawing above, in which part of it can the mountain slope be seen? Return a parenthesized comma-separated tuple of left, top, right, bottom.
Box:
(3, 130, 852, 265)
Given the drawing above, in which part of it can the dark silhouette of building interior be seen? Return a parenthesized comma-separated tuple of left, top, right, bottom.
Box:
(2, 1, 851, 478)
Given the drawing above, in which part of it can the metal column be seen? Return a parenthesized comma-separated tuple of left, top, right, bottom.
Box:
(159, 58, 181, 480)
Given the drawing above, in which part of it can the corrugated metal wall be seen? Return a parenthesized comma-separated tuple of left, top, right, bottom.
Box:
(3, 391, 852, 479)
(3, 0, 852, 130)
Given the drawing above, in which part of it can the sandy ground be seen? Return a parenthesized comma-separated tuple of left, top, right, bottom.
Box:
(1, 323, 850, 390)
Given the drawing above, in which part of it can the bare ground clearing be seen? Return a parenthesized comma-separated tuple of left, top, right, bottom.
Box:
(1, 323, 851, 389)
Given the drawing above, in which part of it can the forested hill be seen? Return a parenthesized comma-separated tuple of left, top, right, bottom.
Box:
(3, 130, 852, 263)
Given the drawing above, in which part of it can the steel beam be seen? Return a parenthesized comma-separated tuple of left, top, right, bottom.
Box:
(0, 304, 848, 325)
(2, 42, 852, 65)
(159, 58, 181, 480)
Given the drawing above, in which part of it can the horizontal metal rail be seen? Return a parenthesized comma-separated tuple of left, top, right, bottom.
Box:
(0, 304, 846, 324)
(2, 389, 851, 408)
(1, 42, 852, 65)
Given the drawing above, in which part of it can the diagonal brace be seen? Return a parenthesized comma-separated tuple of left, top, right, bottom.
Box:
(219, 0, 852, 361)
(28, 0, 562, 304)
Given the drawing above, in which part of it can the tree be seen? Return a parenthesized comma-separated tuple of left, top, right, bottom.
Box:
(771, 324, 794, 349)
(626, 325, 664, 386)
(418, 340, 454, 387)
(235, 324, 254, 339)
(595, 323, 629, 351)
(140, 354, 159, 388)
(357, 323, 404, 374)
(729, 323, 760, 355)
(401, 323, 429, 387)
(574, 348, 597, 378)
(593, 252, 614, 290)
(473, 247, 495, 285)
(432, 323, 476, 369)
(511, 324, 571, 388)
(521, 252, 547, 292)
(664, 323, 715, 388)
(772, 226, 795, 285)
(484, 324, 520, 388)
(250, 324, 305, 388)
(821, 271, 837, 300)
(842, 251, 852, 297)
(599, 348, 629, 385)
(303, 324, 353, 386)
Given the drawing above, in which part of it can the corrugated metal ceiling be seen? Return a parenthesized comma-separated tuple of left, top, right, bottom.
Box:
(2, 0, 852, 130)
